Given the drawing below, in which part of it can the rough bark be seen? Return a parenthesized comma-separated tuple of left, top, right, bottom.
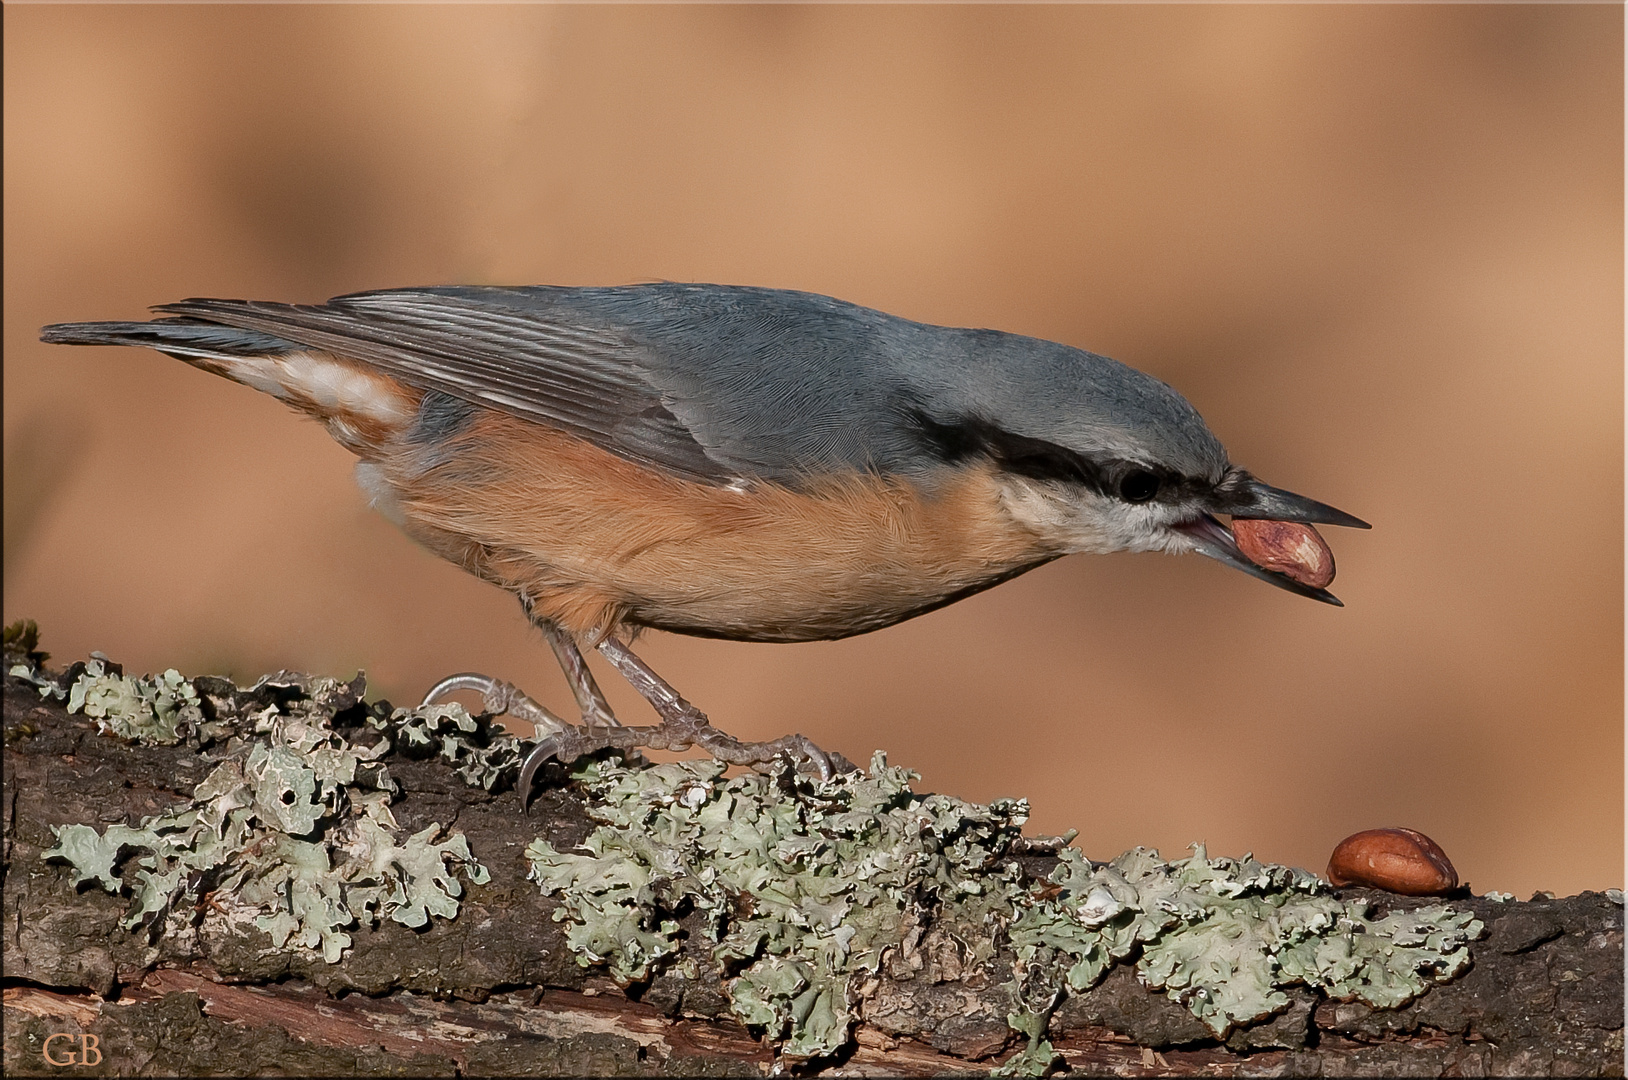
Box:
(3, 671, 1622, 1077)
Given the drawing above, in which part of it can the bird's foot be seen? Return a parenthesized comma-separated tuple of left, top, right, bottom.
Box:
(516, 701, 851, 812)
(422, 672, 648, 807)
(484, 633, 852, 811)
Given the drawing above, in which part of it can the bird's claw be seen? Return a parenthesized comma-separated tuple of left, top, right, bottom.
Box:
(515, 706, 850, 813)
(426, 642, 850, 815)
(420, 673, 572, 735)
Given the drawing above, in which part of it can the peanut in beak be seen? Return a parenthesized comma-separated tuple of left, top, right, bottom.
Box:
(1232, 518, 1336, 590)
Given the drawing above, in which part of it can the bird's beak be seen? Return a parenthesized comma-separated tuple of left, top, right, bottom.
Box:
(1174, 474, 1369, 606)
(1212, 474, 1371, 530)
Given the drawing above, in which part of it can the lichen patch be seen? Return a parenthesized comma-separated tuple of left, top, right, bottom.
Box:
(37, 665, 494, 965)
(525, 755, 1483, 1069)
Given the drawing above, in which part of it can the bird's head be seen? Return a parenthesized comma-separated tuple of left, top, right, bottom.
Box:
(906, 333, 1370, 603)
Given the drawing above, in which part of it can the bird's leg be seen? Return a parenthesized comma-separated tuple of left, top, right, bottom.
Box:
(516, 593, 621, 729)
(516, 633, 848, 811)
(538, 622, 620, 729)
(595, 636, 842, 777)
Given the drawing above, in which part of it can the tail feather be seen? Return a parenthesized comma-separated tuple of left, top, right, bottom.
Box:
(40, 318, 300, 358)
(41, 317, 419, 449)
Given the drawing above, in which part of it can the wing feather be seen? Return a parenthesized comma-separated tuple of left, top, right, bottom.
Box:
(155, 291, 735, 483)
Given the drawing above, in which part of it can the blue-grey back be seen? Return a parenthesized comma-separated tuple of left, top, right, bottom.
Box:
(407, 283, 1228, 483)
(47, 282, 1229, 487)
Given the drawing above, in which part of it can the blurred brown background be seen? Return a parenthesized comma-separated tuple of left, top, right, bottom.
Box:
(4, 4, 1621, 897)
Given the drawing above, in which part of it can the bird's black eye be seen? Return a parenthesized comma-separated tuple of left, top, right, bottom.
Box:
(1118, 470, 1160, 503)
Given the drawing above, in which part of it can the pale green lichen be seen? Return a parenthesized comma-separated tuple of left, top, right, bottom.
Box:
(38, 824, 157, 893)
(62, 657, 201, 744)
(5, 618, 61, 703)
(366, 701, 522, 790)
(993, 1003, 1061, 1078)
(1012, 846, 1481, 1036)
(527, 753, 1029, 1059)
(8, 661, 64, 700)
(525, 754, 1484, 1066)
(41, 671, 490, 964)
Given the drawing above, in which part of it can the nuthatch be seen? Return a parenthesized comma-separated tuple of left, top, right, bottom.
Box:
(42, 283, 1368, 804)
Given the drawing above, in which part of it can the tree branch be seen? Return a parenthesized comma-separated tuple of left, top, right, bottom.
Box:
(3, 655, 1621, 1077)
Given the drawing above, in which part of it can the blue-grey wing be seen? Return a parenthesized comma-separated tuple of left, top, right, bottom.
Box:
(149, 284, 920, 486)
(150, 288, 747, 484)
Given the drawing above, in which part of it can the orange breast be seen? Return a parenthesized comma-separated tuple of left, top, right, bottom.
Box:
(372, 411, 1057, 643)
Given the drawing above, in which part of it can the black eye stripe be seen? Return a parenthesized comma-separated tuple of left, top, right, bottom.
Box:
(908, 410, 1105, 490)
(906, 408, 1185, 503)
